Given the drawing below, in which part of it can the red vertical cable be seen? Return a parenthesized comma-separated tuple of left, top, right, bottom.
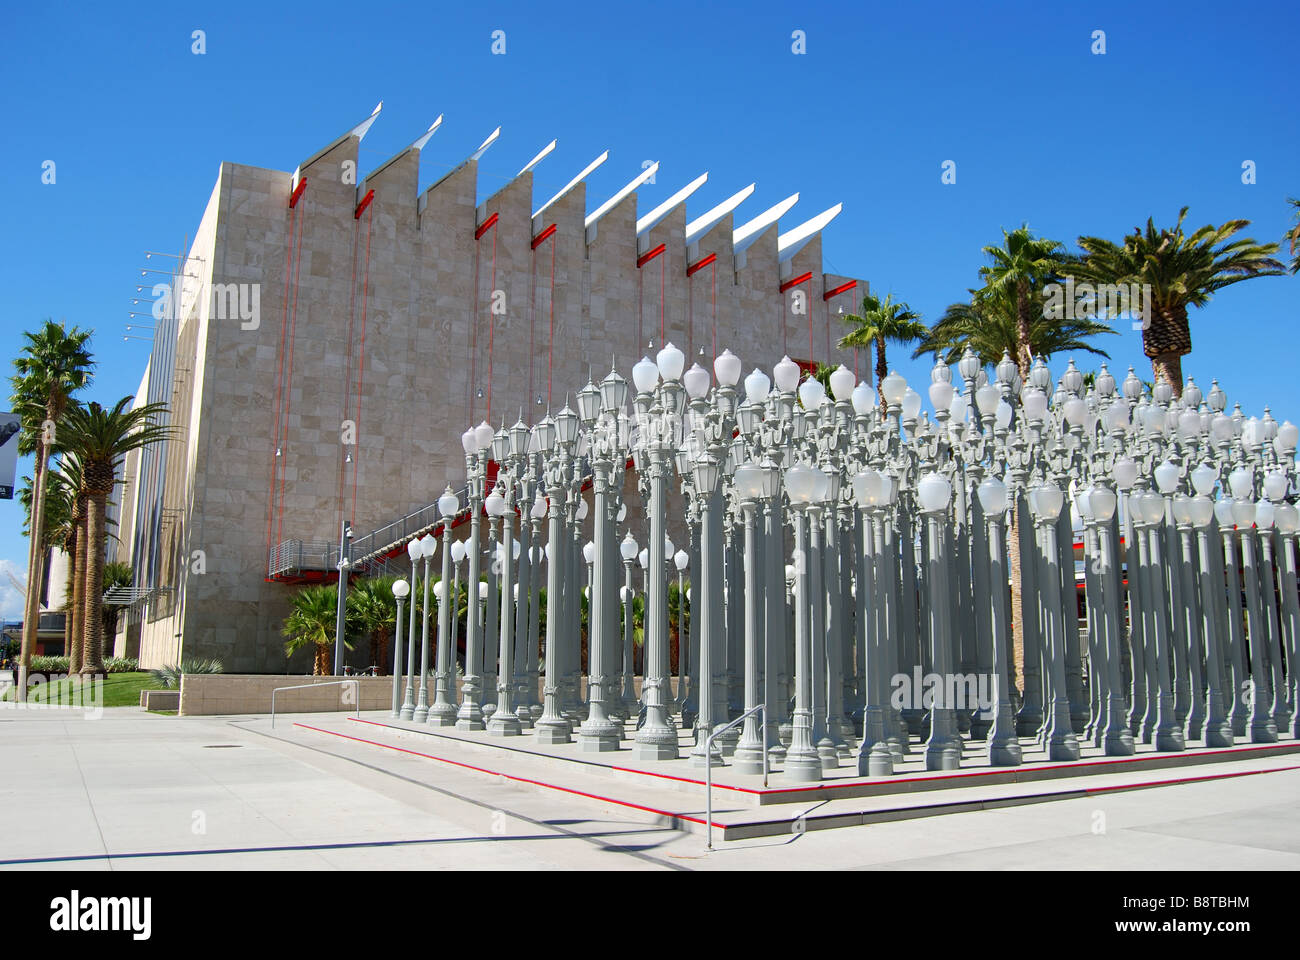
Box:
(487, 225, 498, 421)
(711, 261, 717, 360)
(350, 205, 374, 528)
(266, 202, 296, 565)
(337, 200, 362, 538)
(471, 237, 481, 421)
(660, 254, 665, 344)
(528, 234, 536, 408)
(276, 198, 307, 550)
(547, 236, 556, 407)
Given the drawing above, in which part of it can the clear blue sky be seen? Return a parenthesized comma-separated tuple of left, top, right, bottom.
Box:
(1, 0, 1297, 616)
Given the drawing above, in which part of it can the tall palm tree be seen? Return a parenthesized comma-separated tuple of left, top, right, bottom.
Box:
(8, 321, 93, 698)
(1285, 197, 1300, 275)
(837, 293, 927, 411)
(914, 286, 1115, 366)
(21, 463, 86, 667)
(58, 398, 172, 675)
(976, 226, 1069, 378)
(1077, 207, 1284, 395)
(283, 584, 354, 675)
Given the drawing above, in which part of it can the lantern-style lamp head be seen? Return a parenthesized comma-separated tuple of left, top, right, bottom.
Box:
(632, 356, 660, 394)
(773, 356, 800, 394)
(917, 472, 953, 513)
(673, 549, 689, 572)
(714, 349, 742, 388)
(1090, 486, 1118, 523)
(852, 382, 876, 416)
(484, 485, 506, 518)
(977, 476, 1008, 515)
(852, 469, 882, 508)
(744, 367, 771, 405)
(392, 579, 410, 599)
(620, 532, 639, 561)
(683, 362, 711, 400)
(734, 462, 765, 500)
(1154, 460, 1179, 495)
(656, 341, 686, 381)
(438, 485, 460, 518)
(880, 371, 907, 407)
(451, 540, 467, 564)
(1028, 482, 1063, 521)
(828, 364, 855, 403)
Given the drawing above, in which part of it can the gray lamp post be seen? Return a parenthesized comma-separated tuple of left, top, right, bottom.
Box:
(428, 486, 460, 727)
(783, 462, 823, 782)
(399, 538, 421, 721)
(854, 467, 894, 776)
(731, 462, 768, 774)
(577, 437, 620, 752)
(1030, 480, 1081, 761)
(673, 549, 689, 712)
(633, 345, 683, 761)
(1274, 501, 1300, 738)
(1089, 484, 1135, 756)
(535, 412, 573, 744)
(1232, 492, 1278, 743)
(620, 533, 640, 716)
(919, 470, 962, 770)
(457, 424, 491, 730)
(689, 451, 724, 768)
(1189, 492, 1234, 746)
(390, 578, 410, 717)
(485, 477, 521, 737)
(1136, 488, 1184, 751)
(978, 475, 1022, 766)
(333, 521, 352, 676)
(412, 533, 437, 723)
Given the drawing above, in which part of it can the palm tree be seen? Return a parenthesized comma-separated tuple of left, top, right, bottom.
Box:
(1285, 198, 1300, 275)
(975, 226, 1069, 378)
(914, 286, 1115, 366)
(837, 293, 927, 411)
(100, 562, 132, 660)
(58, 398, 172, 675)
(348, 577, 399, 672)
(21, 463, 86, 668)
(8, 320, 93, 698)
(1077, 207, 1284, 395)
(283, 585, 347, 676)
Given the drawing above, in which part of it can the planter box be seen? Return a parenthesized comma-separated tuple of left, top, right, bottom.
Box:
(178, 674, 394, 717)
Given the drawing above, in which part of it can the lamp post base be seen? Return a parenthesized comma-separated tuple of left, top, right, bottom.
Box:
(533, 717, 572, 744)
(1250, 719, 1278, 743)
(486, 713, 522, 736)
(427, 704, 458, 728)
(632, 739, 679, 762)
(1203, 721, 1233, 748)
(987, 739, 1022, 766)
(783, 750, 823, 782)
(858, 742, 894, 777)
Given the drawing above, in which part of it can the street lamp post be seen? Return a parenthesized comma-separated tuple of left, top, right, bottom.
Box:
(390, 579, 410, 717)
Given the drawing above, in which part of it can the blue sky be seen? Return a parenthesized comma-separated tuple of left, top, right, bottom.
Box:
(1, 0, 1297, 616)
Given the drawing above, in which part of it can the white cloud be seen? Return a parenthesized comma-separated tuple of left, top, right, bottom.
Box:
(0, 559, 28, 621)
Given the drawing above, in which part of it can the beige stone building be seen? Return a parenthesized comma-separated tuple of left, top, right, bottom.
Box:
(111, 106, 869, 671)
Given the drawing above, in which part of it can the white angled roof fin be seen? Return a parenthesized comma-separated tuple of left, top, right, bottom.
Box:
(470, 126, 501, 162)
(411, 115, 444, 152)
(533, 149, 609, 220)
(777, 202, 843, 262)
(636, 172, 708, 236)
(684, 183, 755, 246)
(733, 192, 799, 254)
(292, 100, 385, 186)
(586, 162, 658, 229)
(518, 139, 557, 176)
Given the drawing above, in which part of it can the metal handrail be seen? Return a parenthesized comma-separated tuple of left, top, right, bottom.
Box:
(704, 703, 767, 851)
(270, 679, 360, 728)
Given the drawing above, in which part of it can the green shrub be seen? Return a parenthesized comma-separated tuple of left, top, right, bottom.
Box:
(149, 658, 225, 689)
(29, 655, 70, 673)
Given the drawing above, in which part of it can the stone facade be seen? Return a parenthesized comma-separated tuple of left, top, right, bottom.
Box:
(113, 115, 869, 672)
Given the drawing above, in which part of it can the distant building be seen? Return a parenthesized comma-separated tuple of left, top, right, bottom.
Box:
(110, 105, 869, 671)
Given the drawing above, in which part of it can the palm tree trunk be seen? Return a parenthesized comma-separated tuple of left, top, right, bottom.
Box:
(62, 527, 76, 661)
(1015, 281, 1033, 377)
(18, 433, 50, 702)
(79, 494, 107, 676)
(314, 643, 330, 676)
(875, 336, 888, 414)
(1007, 513, 1025, 696)
(69, 519, 86, 673)
(1150, 354, 1184, 399)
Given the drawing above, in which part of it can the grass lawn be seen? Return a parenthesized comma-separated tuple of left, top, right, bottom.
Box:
(1, 671, 158, 707)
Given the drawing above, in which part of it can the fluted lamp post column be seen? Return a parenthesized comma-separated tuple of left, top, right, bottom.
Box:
(411, 533, 438, 723)
(783, 463, 823, 782)
(485, 480, 521, 736)
(390, 579, 410, 717)
(1029, 481, 1081, 761)
(399, 538, 422, 720)
(977, 475, 1022, 766)
(428, 486, 461, 726)
(920, 471, 962, 771)
(731, 462, 768, 774)
(853, 467, 895, 776)
(689, 452, 724, 768)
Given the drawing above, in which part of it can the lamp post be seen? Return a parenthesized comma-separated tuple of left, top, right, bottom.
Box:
(412, 533, 437, 723)
(633, 344, 683, 761)
(428, 486, 460, 727)
(1029, 480, 1081, 761)
(783, 462, 823, 782)
(854, 467, 894, 775)
(620, 532, 640, 717)
(486, 477, 521, 736)
(333, 521, 352, 676)
(457, 423, 491, 729)
(978, 475, 1022, 766)
(399, 538, 421, 721)
(390, 579, 410, 717)
(1190, 493, 1233, 746)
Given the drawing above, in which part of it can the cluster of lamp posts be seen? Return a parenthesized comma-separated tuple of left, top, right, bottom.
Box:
(385, 341, 1299, 783)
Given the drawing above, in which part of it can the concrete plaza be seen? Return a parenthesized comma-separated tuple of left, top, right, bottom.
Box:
(1, 706, 1298, 870)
